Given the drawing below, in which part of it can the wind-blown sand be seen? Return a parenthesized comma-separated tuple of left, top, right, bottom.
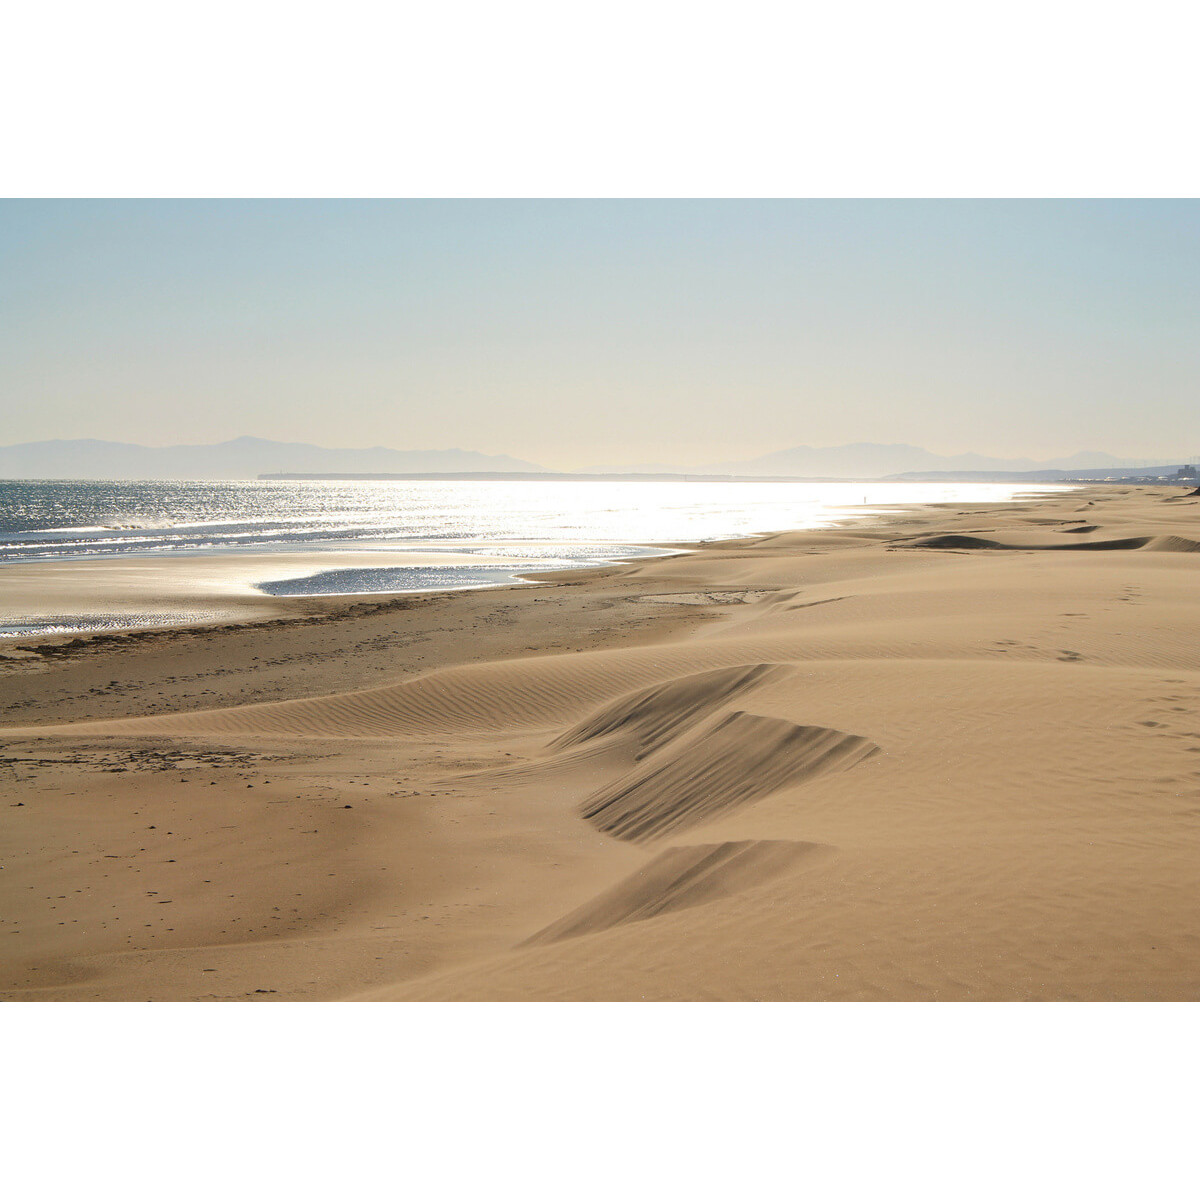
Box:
(2, 485, 1199, 1000)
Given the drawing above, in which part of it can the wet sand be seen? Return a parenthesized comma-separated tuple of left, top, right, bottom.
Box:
(0, 545, 560, 635)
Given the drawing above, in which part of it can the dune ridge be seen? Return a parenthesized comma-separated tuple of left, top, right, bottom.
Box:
(523, 839, 826, 945)
(549, 663, 784, 756)
(579, 711, 879, 842)
(904, 532, 1200, 553)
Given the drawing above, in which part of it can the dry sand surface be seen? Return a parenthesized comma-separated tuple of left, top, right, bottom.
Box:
(2, 485, 1199, 1001)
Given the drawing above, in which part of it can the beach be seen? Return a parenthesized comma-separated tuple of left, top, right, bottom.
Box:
(0, 545, 591, 636)
(2, 483, 1198, 1001)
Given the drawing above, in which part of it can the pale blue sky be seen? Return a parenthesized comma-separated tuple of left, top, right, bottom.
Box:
(1, 200, 1196, 468)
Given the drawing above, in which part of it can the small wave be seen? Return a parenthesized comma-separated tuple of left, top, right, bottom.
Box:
(96, 518, 179, 530)
(0, 612, 223, 639)
(256, 564, 542, 597)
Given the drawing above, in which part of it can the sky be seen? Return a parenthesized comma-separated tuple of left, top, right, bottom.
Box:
(1, 199, 1196, 470)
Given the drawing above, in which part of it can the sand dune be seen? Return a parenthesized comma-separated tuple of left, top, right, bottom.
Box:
(905, 532, 1200, 552)
(550, 663, 784, 756)
(523, 839, 826, 944)
(5, 484, 1200, 1000)
(580, 711, 878, 842)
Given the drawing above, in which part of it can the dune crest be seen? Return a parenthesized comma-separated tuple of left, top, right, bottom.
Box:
(549, 663, 785, 757)
(524, 839, 826, 945)
(904, 532, 1200, 553)
(580, 711, 879, 842)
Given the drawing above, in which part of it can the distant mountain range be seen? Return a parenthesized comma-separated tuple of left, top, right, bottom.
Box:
(690, 444, 1184, 479)
(0, 437, 544, 480)
(0, 436, 1191, 481)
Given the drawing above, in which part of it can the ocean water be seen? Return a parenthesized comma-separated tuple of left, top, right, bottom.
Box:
(0, 478, 1059, 636)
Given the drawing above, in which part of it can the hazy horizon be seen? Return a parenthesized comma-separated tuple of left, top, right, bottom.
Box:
(2, 431, 1197, 475)
(3, 199, 1197, 468)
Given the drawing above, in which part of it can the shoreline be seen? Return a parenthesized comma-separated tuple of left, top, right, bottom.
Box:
(0, 480, 1068, 645)
(4, 484, 1199, 1000)
(0, 543, 668, 645)
(0, 488, 1058, 650)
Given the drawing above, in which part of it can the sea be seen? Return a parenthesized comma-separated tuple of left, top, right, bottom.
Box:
(0, 478, 1058, 637)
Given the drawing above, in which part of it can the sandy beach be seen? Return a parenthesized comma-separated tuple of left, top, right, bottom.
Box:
(2, 484, 1198, 1001)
